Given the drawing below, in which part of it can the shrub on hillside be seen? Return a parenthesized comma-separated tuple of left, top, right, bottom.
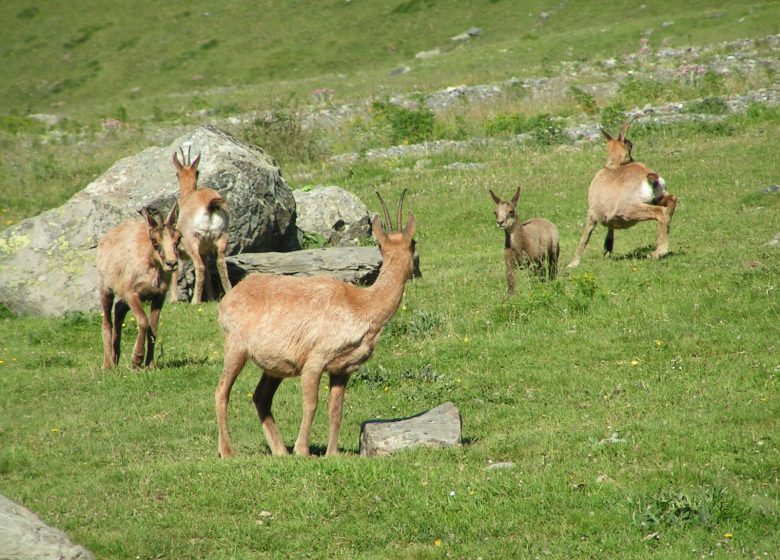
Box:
(370, 99, 436, 145)
(239, 97, 326, 164)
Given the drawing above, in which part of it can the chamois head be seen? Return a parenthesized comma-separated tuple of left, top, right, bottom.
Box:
(139, 204, 181, 273)
(489, 187, 521, 230)
(600, 119, 636, 168)
(373, 190, 416, 278)
(172, 146, 201, 194)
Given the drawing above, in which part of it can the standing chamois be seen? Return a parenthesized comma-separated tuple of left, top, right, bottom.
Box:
(215, 191, 417, 457)
(490, 187, 559, 295)
(567, 119, 677, 268)
(97, 205, 180, 369)
(170, 147, 231, 304)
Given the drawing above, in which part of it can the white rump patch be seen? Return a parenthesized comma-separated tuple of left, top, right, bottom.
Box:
(192, 208, 228, 239)
(639, 176, 667, 204)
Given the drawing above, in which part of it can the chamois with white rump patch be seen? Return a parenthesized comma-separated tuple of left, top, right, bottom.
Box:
(97, 205, 180, 369)
(490, 187, 559, 295)
(170, 147, 232, 304)
(215, 191, 417, 457)
(567, 119, 677, 268)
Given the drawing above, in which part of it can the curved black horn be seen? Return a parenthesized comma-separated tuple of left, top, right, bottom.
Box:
(375, 191, 393, 231)
(396, 189, 408, 233)
(187, 145, 192, 166)
(179, 147, 187, 166)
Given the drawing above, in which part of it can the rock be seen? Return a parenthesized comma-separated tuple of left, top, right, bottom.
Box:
(415, 48, 441, 60)
(359, 401, 461, 457)
(762, 185, 780, 194)
(26, 113, 62, 127)
(225, 246, 421, 286)
(767, 233, 780, 248)
(390, 65, 411, 76)
(466, 27, 482, 37)
(0, 494, 93, 560)
(0, 125, 297, 316)
(485, 461, 515, 471)
(450, 32, 471, 42)
(292, 186, 371, 246)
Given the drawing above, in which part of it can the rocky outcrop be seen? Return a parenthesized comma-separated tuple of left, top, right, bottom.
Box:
(0, 125, 297, 316)
(293, 186, 371, 246)
(225, 246, 421, 286)
(0, 494, 93, 560)
(359, 402, 462, 457)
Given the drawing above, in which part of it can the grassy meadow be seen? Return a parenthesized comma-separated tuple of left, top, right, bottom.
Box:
(2, 0, 780, 558)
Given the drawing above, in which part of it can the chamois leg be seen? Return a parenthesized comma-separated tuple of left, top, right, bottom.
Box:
(215, 233, 232, 297)
(145, 295, 164, 368)
(253, 373, 288, 456)
(627, 203, 669, 259)
(184, 238, 206, 304)
(112, 299, 130, 367)
(659, 193, 678, 226)
(125, 293, 149, 368)
(603, 227, 615, 256)
(568, 214, 598, 269)
(168, 269, 180, 303)
(326, 374, 349, 456)
(203, 255, 216, 302)
(504, 249, 517, 295)
(548, 244, 559, 281)
(215, 339, 248, 458)
(294, 362, 325, 456)
(100, 288, 115, 369)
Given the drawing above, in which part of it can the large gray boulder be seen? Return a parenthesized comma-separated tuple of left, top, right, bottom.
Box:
(292, 186, 371, 246)
(0, 494, 93, 560)
(0, 125, 297, 316)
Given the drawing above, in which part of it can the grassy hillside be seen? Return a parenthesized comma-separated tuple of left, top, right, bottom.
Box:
(1, 0, 778, 122)
(1, 0, 779, 558)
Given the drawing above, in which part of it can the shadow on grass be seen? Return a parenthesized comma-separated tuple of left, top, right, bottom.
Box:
(158, 356, 211, 368)
(611, 245, 682, 261)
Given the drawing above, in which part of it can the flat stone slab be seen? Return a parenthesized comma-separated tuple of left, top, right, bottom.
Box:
(0, 494, 93, 560)
(225, 246, 421, 286)
(359, 402, 461, 457)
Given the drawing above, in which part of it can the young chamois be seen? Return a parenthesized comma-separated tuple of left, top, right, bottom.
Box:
(215, 191, 417, 457)
(567, 119, 677, 268)
(97, 205, 180, 369)
(170, 147, 231, 304)
(490, 187, 559, 295)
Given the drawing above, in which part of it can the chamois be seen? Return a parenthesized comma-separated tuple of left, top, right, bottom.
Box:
(215, 191, 417, 457)
(97, 205, 180, 369)
(170, 147, 231, 304)
(490, 187, 559, 294)
(567, 119, 677, 268)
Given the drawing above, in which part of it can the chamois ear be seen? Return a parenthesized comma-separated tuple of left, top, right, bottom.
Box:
(165, 202, 179, 227)
(618, 118, 635, 142)
(191, 153, 201, 172)
(139, 207, 160, 229)
(371, 214, 388, 244)
(489, 189, 501, 204)
(600, 127, 613, 142)
(173, 152, 184, 173)
(510, 187, 521, 206)
(402, 212, 416, 240)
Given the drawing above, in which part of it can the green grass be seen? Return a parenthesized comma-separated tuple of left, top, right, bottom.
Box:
(2, 0, 780, 557)
(2, 123, 779, 558)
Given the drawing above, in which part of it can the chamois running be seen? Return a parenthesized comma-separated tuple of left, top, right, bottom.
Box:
(215, 191, 417, 457)
(490, 187, 559, 294)
(170, 147, 231, 304)
(568, 119, 677, 268)
(97, 205, 180, 369)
